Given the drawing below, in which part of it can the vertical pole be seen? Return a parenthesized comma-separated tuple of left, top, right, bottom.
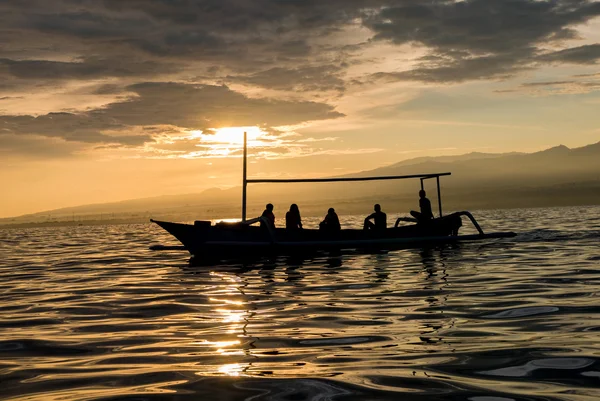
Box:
(420, 178, 424, 191)
(242, 131, 247, 222)
(436, 176, 442, 217)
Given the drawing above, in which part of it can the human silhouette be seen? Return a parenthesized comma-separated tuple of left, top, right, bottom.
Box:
(261, 203, 275, 229)
(285, 204, 303, 230)
(319, 207, 341, 232)
(410, 190, 434, 222)
(364, 204, 387, 230)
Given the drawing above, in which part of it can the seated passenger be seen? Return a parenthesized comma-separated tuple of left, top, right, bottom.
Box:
(410, 190, 434, 223)
(261, 203, 275, 229)
(285, 204, 303, 230)
(319, 207, 341, 232)
(364, 204, 387, 230)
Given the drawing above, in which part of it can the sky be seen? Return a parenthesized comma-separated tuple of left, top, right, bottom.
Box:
(2, 0, 600, 218)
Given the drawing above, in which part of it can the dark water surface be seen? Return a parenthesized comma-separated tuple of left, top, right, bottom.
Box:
(1, 206, 600, 401)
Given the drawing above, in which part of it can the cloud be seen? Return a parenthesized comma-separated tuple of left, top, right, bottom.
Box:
(0, 112, 149, 145)
(1, 0, 600, 90)
(364, 0, 600, 82)
(0, 82, 344, 147)
(373, 49, 535, 83)
(108, 82, 344, 128)
(0, 134, 85, 160)
(0, 57, 179, 80)
(538, 44, 600, 64)
(521, 81, 576, 87)
(227, 65, 346, 92)
(366, 1, 600, 54)
(497, 76, 600, 95)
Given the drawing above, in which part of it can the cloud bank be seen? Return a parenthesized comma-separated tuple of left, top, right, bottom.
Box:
(1, 0, 599, 156)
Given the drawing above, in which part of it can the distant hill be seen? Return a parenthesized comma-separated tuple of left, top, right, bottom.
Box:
(363, 151, 525, 170)
(2, 141, 599, 227)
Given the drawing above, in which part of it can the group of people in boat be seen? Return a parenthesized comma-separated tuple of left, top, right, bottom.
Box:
(260, 189, 434, 231)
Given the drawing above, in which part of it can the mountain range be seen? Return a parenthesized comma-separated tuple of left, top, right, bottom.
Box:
(2, 141, 599, 227)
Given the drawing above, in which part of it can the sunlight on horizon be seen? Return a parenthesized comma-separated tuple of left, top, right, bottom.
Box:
(185, 126, 284, 158)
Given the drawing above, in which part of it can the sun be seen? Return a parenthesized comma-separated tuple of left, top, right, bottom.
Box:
(183, 126, 288, 158)
(211, 126, 264, 145)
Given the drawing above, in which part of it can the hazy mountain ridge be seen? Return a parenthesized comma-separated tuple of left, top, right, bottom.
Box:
(2, 141, 599, 227)
(358, 151, 525, 171)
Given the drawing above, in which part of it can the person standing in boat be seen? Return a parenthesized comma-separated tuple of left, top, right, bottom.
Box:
(261, 203, 276, 228)
(320, 207, 341, 231)
(286, 204, 303, 230)
(364, 204, 387, 230)
(410, 190, 434, 223)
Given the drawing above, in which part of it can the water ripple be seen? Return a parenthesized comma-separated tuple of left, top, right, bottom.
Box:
(1, 206, 600, 400)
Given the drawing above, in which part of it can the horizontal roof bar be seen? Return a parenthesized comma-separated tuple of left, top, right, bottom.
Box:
(246, 172, 451, 184)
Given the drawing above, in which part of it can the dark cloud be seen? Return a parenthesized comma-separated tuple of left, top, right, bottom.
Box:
(365, 0, 600, 82)
(573, 72, 600, 77)
(106, 82, 344, 128)
(0, 134, 85, 159)
(496, 75, 600, 94)
(3, 0, 372, 63)
(0, 112, 148, 145)
(538, 44, 600, 64)
(366, 1, 600, 54)
(0, 0, 599, 99)
(91, 84, 127, 95)
(521, 81, 576, 87)
(227, 65, 345, 92)
(0, 57, 179, 80)
(373, 48, 536, 83)
(0, 82, 344, 145)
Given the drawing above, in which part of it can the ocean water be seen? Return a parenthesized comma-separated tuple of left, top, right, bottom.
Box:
(1, 206, 600, 401)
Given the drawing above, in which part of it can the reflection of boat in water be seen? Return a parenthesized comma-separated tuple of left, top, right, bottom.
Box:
(151, 132, 516, 261)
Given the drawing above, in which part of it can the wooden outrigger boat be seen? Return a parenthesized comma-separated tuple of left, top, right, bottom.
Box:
(151, 132, 516, 261)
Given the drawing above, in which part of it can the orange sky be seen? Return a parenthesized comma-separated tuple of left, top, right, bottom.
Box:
(1, 1, 600, 218)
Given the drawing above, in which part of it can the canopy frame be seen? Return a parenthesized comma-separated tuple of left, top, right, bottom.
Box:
(241, 132, 449, 221)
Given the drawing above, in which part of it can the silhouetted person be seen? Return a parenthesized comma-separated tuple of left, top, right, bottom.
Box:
(410, 190, 434, 223)
(364, 204, 387, 230)
(285, 204, 303, 230)
(320, 207, 341, 232)
(261, 203, 275, 229)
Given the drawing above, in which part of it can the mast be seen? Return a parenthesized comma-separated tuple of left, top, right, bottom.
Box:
(242, 131, 247, 222)
(436, 175, 442, 217)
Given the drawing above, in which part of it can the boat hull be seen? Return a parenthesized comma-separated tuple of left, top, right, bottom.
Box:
(151, 213, 516, 260)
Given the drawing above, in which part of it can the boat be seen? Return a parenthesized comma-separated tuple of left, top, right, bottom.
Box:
(151, 132, 516, 261)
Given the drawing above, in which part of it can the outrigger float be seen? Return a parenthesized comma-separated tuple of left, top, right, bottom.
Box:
(151, 132, 516, 261)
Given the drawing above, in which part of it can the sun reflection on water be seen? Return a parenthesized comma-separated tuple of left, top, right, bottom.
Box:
(218, 363, 245, 377)
(200, 272, 256, 376)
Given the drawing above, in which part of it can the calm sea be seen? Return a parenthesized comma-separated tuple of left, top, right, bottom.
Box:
(1, 206, 600, 401)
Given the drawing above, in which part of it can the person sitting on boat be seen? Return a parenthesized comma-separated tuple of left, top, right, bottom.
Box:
(261, 203, 275, 229)
(410, 190, 434, 223)
(285, 204, 303, 230)
(319, 208, 341, 231)
(364, 204, 387, 230)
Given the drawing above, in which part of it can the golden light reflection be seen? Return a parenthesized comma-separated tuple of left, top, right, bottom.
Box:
(218, 363, 245, 376)
(209, 297, 244, 305)
(192, 339, 241, 348)
(215, 309, 246, 324)
(192, 272, 257, 376)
